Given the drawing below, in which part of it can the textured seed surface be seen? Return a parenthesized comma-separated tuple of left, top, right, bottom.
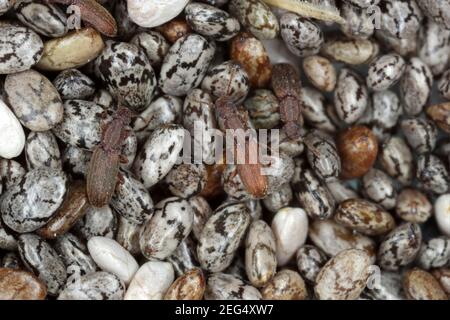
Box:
(302, 55, 336, 92)
(25, 131, 61, 170)
(334, 69, 368, 125)
(403, 268, 447, 300)
(164, 268, 205, 300)
(133, 125, 185, 189)
(309, 219, 376, 261)
(261, 269, 308, 300)
(229, 0, 279, 40)
(0, 268, 47, 300)
(401, 118, 437, 154)
(111, 169, 154, 224)
(95, 41, 156, 112)
(377, 223, 422, 271)
(140, 197, 194, 260)
(367, 53, 405, 91)
(379, 0, 423, 39)
(18, 234, 67, 296)
(185, 2, 240, 41)
(0, 24, 43, 74)
(52, 100, 109, 150)
(416, 154, 449, 194)
(1, 168, 67, 233)
(74, 205, 117, 240)
(296, 245, 328, 283)
(321, 38, 378, 65)
(417, 237, 450, 270)
(396, 189, 432, 223)
(53, 69, 95, 101)
(15, 1, 67, 38)
(202, 60, 250, 102)
(58, 271, 125, 300)
(380, 136, 414, 185)
(280, 13, 323, 57)
(400, 57, 433, 116)
(292, 167, 335, 220)
(245, 220, 277, 288)
(315, 249, 371, 300)
(159, 34, 215, 97)
(5, 69, 63, 131)
(205, 272, 262, 300)
(335, 198, 395, 236)
(362, 168, 397, 210)
(197, 202, 251, 272)
(54, 233, 97, 281)
(304, 130, 341, 182)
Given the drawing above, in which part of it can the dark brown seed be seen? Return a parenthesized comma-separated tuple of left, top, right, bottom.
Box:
(37, 180, 89, 239)
(157, 18, 192, 43)
(337, 125, 378, 179)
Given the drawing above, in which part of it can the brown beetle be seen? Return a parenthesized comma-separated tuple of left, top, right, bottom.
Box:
(46, 0, 117, 37)
(271, 63, 303, 140)
(215, 97, 268, 198)
(86, 106, 133, 207)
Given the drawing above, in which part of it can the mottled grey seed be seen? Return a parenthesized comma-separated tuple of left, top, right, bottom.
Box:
(159, 34, 215, 96)
(95, 41, 156, 112)
(201, 60, 250, 102)
(5, 69, 63, 131)
(185, 2, 240, 41)
(228, 0, 279, 40)
(367, 53, 405, 91)
(140, 197, 194, 260)
(14, 1, 67, 37)
(401, 118, 437, 154)
(111, 169, 154, 224)
(362, 168, 397, 210)
(377, 222, 422, 271)
(400, 57, 433, 116)
(53, 69, 95, 101)
(334, 68, 368, 124)
(130, 31, 170, 67)
(18, 233, 67, 296)
(58, 271, 125, 300)
(25, 131, 61, 170)
(54, 233, 97, 282)
(1, 168, 67, 233)
(0, 24, 43, 74)
(280, 13, 323, 57)
(379, 0, 423, 39)
(416, 154, 449, 194)
(296, 245, 328, 284)
(74, 205, 117, 240)
(197, 202, 251, 272)
(205, 272, 262, 300)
